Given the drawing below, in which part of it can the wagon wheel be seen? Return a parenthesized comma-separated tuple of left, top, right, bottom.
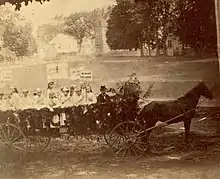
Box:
(103, 122, 118, 145)
(28, 134, 51, 153)
(0, 123, 28, 164)
(108, 121, 147, 160)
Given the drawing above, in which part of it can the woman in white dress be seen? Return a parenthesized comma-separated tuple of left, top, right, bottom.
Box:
(47, 81, 58, 99)
(32, 88, 46, 109)
(86, 85, 97, 105)
(71, 88, 83, 106)
(20, 89, 32, 109)
(8, 87, 22, 110)
(80, 82, 87, 105)
(69, 84, 77, 98)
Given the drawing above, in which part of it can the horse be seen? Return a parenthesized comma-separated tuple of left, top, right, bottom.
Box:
(137, 81, 213, 147)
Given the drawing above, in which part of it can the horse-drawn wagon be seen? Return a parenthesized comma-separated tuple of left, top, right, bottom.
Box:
(0, 81, 214, 164)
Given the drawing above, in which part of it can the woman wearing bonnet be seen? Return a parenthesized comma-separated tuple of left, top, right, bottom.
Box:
(86, 84, 97, 105)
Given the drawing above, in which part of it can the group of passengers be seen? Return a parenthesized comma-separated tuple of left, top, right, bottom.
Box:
(0, 81, 112, 111)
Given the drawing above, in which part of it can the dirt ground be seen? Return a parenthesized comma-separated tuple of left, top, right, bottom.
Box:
(1, 107, 220, 179)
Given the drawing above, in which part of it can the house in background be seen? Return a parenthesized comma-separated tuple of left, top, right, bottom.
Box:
(48, 34, 78, 59)
(166, 33, 194, 56)
(166, 33, 182, 56)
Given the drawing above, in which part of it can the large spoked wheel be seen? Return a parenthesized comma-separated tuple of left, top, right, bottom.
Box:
(108, 121, 147, 160)
(0, 123, 28, 164)
(28, 134, 51, 153)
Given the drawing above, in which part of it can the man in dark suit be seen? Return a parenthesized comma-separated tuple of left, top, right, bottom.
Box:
(97, 86, 111, 104)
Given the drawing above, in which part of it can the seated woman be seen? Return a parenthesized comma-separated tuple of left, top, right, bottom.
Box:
(69, 84, 77, 97)
(86, 85, 97, 105)
(47, 92, 60, 109)
(47, 81, 57, 98)
(32, 88, 46, 109)
(8, 86, 22, 110)
(80, 82, 87, 105)
(71, 88, 84, 106)
(20, 89, 32, 109)
(60, 87, 71, 107)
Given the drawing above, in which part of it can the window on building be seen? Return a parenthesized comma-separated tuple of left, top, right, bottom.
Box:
(168, 40, 172, 48)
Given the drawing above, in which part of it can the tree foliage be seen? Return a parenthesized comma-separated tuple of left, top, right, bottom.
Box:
(63, 12, 95, 53)
(37, 15, 64, 44)
(0, 0, 50, 10)
(64, 7, 111, 53)
(3, 21, 37, 56)
(175, 0, 216, 55)
(106, 0, 176, 56)
(0, 5, 37, 57)
(106, 1, 139, 51)
(107, 0, 217, 56)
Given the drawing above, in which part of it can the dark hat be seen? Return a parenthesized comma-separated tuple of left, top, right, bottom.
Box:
(100, 86, 107, 91)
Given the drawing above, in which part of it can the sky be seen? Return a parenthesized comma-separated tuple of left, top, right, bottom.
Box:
(19, 0, 115, 27)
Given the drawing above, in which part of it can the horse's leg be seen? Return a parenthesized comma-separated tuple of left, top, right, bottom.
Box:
(184, 119, 191, 144)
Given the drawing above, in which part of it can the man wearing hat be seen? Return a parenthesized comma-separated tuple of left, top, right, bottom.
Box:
(97, 86, 110, 104)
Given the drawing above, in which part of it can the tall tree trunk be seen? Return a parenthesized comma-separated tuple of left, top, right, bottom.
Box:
(181, 43, 184, 55)
(78, 43, 82, 53)
(155, 32, 160, 56)
(162, 35, 167, 56)
(77, 38, 83, 53)
(138, 37, 144, 57)
(148, 46, 151, 56)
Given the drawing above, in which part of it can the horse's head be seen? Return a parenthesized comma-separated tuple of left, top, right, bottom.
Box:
(197, 81, 213, 100)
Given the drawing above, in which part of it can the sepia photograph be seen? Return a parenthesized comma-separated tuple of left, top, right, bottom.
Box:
(0, 0, 220, 178)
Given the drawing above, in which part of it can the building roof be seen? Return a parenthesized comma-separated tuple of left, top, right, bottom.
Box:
(48, 34, 78, 53)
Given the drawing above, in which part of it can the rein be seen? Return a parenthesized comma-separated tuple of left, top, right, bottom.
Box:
(139, 73, 220, 133)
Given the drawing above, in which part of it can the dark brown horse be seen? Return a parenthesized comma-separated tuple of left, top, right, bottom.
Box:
(137, 81, 213, 145)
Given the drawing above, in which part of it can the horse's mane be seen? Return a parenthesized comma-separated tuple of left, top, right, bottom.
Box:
(177, 82, 203, 101)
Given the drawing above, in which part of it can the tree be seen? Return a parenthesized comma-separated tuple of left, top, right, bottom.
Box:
(37, 15, 64, 44)
(135, 0, 217, 55)
(106, 1, 140, 52)
(3, 20, 37, 56)
(64, 11, 98, 53)
(175, 0, 216, 55)
(106, 0, 177, 56)
(0, 0, 50, 10)
(0, 5, 37, 57)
